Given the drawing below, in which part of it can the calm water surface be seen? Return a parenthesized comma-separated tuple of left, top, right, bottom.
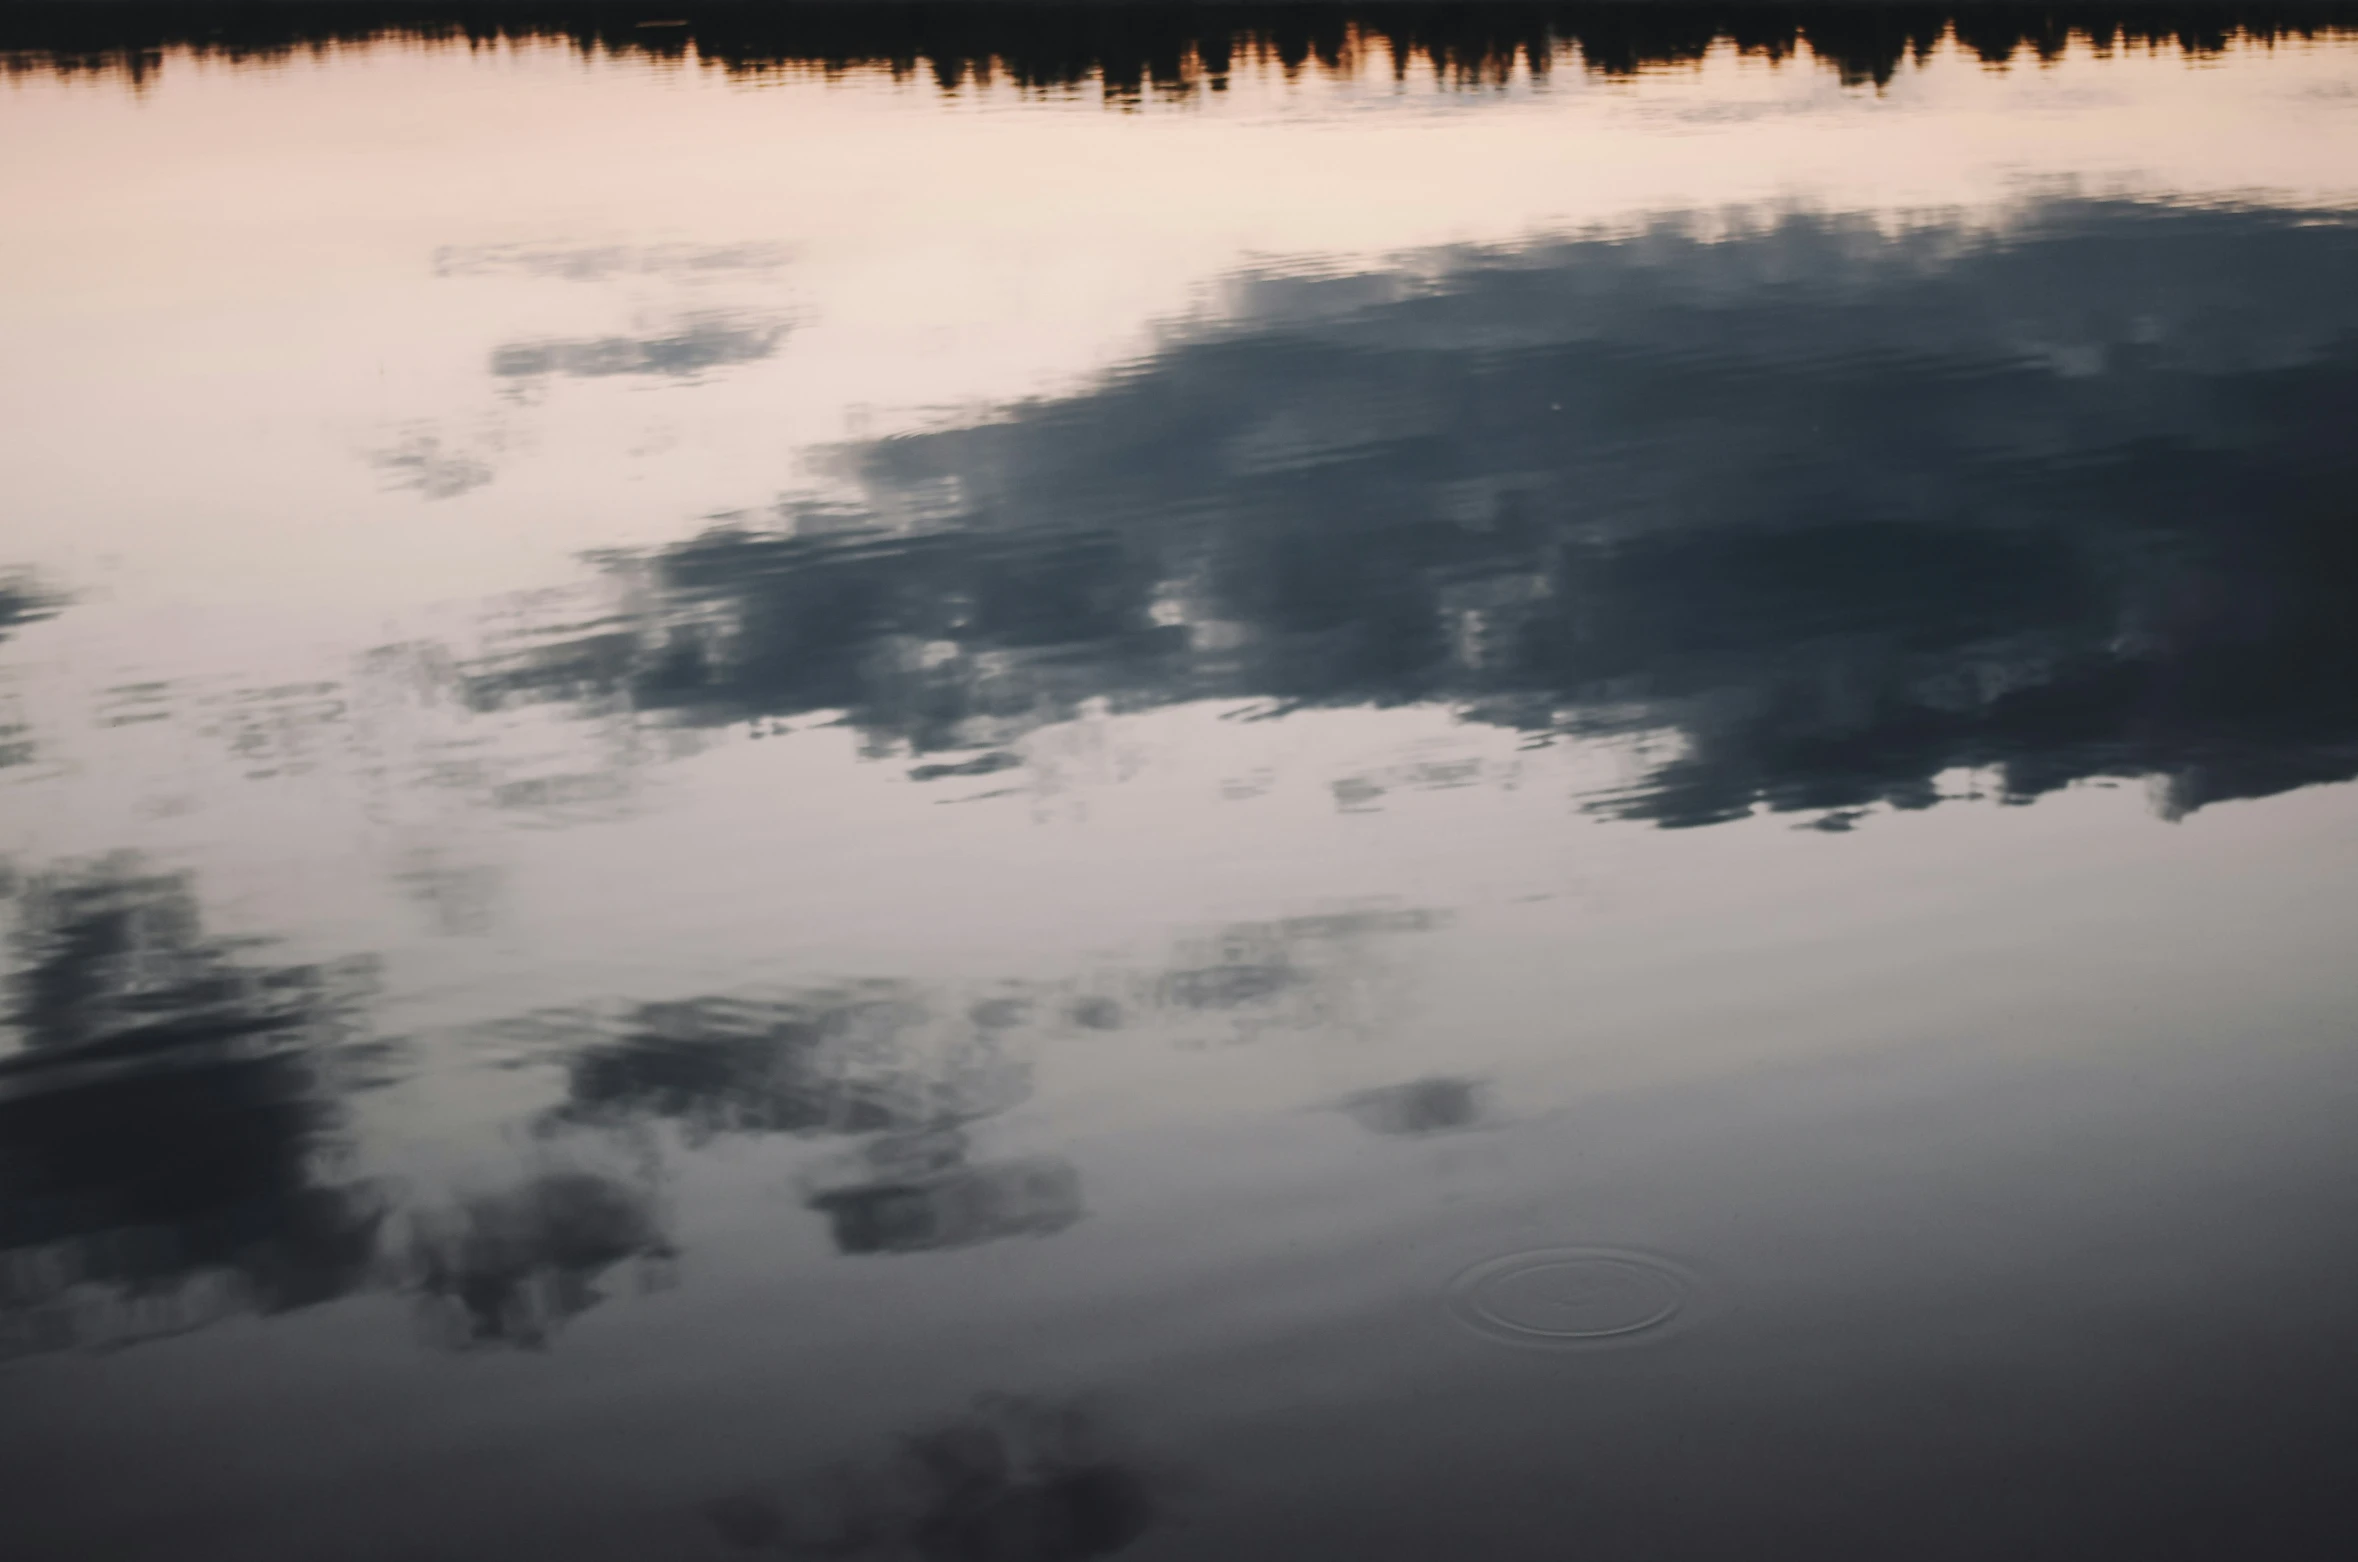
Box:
(5, 7, 2358, 1558)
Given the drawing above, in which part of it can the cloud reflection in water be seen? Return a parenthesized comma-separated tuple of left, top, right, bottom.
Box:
(705, 1394, 1156, 1561)
(0, 858, 387, 1358)
(489, 314, 790, 383)
(454, 198, 2358, 829)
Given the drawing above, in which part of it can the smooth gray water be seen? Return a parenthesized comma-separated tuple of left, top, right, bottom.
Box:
(4, 9, 2358, 1559)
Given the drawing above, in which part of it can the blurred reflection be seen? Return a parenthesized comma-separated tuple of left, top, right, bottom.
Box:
(706, 1395, 1154, 1560)
(433, 242, 788, 282)
(0, 574, 49, 771)
(1137, 910, 1439, 1047)
(2, 10, 2354, 1557)
(468, 198, 2358, 828)
(1342, 1076, 1488, 1136)
(0, 857, 386, 1358)
(205, 679, 353, 782)
(6, 2, 2351, 95)
(369, 429, 496, 500)
(0, 573, 56, 648)
(542, 988, 1031, 1143)
(392, 850, 503, 939)
(802, 1131, 1085, 1257)
(0, 881, 1438, 1348)
(405, 1169, 673, 1350)
(453, 908, 1439, 1262)
(490, 314, 789, 383)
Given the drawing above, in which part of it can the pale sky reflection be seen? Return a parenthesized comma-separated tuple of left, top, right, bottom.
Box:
(3, 31, 2356, 616)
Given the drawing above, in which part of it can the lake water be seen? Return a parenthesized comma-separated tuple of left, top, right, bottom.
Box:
(5, 6, 2358, 1558)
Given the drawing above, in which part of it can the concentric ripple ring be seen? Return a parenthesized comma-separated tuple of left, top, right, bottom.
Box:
(1447, 1247, 1694, 1347)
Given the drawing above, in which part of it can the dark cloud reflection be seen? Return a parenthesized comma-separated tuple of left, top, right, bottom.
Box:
(0, 574, 58, 648)
(802, 1131, 1085, 1257)
(0, 858, 387, 1357)
(434, 241, 787, 282)
(490, 314, 788, 382)
(0, 574, 56, 770)
(369, 428, 496, 499)
(705, 1395, 1154, 1560)
(469, 197, 2358, 828)
(405, 1169, 673, 1350)
(538, 988, 1032, 1143)
(1342, 1076, 1488, 1136)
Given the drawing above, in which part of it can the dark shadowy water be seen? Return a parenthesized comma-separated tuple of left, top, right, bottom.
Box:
(4, 8, 2358, 1560)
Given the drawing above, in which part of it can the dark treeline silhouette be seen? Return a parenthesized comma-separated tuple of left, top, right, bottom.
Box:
(5, 3, 2354, 92)
(465, 197, 2358, 828)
